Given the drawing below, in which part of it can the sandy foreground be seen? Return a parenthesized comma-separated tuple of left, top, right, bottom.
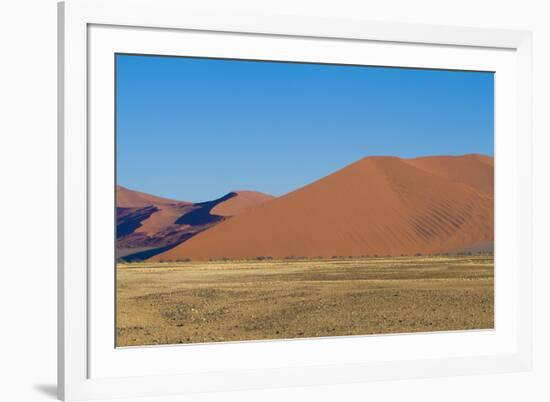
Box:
(116, 255, 493, 347)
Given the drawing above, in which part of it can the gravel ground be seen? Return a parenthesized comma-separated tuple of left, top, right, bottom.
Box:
(116, 255, 494, 347)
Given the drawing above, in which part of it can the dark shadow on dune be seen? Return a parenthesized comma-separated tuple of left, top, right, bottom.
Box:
(120, 244, 178, 262)
(175, 192, 236, 226)
(33, 384, 57, 399)
(116, 192, 238, 262)
(116, 206, 158, 238)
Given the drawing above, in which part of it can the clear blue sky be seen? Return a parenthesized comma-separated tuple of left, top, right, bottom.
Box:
(116, 54, 494, 202)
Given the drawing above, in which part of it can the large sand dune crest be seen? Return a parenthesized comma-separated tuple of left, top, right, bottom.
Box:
(151, 155, 493, 261)
(405, 154, 493, 194)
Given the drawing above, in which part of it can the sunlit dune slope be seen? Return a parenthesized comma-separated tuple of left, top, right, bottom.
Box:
(211, 191, 275, 217)
(116, 185, 187, 208)
(151, 155, 493, 261)
(405, 154, 493, 194)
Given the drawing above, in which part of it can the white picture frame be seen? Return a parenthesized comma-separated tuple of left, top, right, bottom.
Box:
(58, 0, 533, 400)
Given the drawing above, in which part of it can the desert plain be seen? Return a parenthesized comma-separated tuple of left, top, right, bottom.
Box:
(116, 255, 494, 346)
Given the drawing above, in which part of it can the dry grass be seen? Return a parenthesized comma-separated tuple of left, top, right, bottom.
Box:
(116, 255, 494, 347)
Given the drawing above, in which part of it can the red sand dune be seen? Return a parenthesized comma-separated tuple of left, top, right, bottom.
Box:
(405, 154, 493, 194)
(211, 191, 275, 217)
(116, 185, 193, 238)
(116, 185, 187, 208)
(116, 186, 194, 257)
(134, 204, 194, 236)
(116, 186, 275, 260)
(151, 155, 493, 261)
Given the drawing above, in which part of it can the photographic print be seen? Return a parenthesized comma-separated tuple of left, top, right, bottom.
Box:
(115, 54, 494, 347)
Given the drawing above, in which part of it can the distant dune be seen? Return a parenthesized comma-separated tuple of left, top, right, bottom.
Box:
(211, 191, 275, 217)
(116, 186, 274, 261)
(116, 185, 187, 208)
(151, 155, 493, 261)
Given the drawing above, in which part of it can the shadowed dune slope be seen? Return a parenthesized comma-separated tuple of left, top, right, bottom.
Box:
(116, 185, 192, 238)
(116, 186, 275, 260)
(151, 155, 493, 261)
